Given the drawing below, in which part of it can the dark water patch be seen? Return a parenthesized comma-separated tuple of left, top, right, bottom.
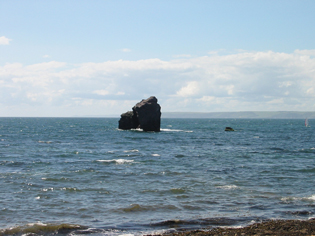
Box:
(298, 148, 315, 153)
(42, 177, 70, 182)
(4, 161, 25, 167)
(150, 217, 250, 229)
(168, 188, 187, 194)
(295, 167, 315, 173)
(174, 154, 185, 158)
(286, 210, 313, 216)
(269, 147, 286, 152)
(175, 194, 190, 199)
(156, 170, 185, 176)
(124, 136, 155, 141)
(117, 204, 179, 213)
(181, 204, 204, 210)
(0, 223, 87, 236)
(249, 204, 269, 210)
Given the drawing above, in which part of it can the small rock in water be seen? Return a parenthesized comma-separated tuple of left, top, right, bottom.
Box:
(225, 127, 234, 131)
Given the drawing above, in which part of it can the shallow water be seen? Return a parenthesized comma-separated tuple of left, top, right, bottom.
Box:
(0, 118, 314, 235)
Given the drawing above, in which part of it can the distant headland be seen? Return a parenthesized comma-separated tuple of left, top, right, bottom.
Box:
(161, 111, 315, 119)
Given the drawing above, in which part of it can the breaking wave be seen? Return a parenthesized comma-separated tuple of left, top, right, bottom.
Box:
(96, 159, 135, 164)
(160, 128, 193, 133)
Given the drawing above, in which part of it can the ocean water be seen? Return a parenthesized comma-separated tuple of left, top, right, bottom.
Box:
(0, 118, 314, 235)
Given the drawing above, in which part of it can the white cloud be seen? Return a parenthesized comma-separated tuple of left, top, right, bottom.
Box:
(0, 49, 315, 116)
(120, 48, 131, 53)
(176, 81, 199, 97)
(93, 90, 109, 96)
(294, 49, 315, 57)
(0, 36, 11, 45)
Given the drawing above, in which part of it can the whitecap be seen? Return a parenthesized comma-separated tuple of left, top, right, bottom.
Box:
(115, 159, 134, 164)
(281, 194, 315, 202)
(96, 159, 134, 164)
(151, 154, 160, 157)
(216, 185, 239, 190)
(160, 128, 193, 133)
(124, 149, 139, 153)
(38, 141, 53, 144)
(130, 128, 143, 132)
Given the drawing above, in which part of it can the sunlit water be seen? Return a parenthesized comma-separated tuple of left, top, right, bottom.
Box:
(0, 118, 314, 235)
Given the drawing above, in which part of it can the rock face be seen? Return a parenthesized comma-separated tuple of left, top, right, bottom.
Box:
(118, 96, 161, 132)
(118, 111, 139, 130)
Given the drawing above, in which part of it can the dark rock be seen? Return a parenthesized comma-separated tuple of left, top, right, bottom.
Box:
(225, 127, 234, 131)
(118, 96, 161, 132)
(118, 111, 139, 130)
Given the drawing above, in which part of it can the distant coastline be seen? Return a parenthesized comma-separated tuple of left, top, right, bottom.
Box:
(161, 111, 315, 119)
(1, 111, 314, 119)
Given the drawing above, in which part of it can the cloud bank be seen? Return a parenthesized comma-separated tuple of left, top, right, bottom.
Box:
(0, 50, 314, 117)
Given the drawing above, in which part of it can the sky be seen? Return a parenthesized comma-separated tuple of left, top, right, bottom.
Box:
(1, 0, 315, 117)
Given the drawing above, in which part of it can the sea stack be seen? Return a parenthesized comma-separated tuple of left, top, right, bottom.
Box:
(118, 96, 161, 132)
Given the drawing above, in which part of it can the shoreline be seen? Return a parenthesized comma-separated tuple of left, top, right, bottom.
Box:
(152, 219, 315, 236)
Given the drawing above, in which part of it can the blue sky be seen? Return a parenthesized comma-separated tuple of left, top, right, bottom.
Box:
(1, 0, 315, 117)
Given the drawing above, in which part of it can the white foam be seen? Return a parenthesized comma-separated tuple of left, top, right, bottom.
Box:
(130, 128, 143, 132)
(160, 128, 193, 133)
(216, 185, 239, 190)
(151, 154, 160, 157)
(38, 141, 53, 144)
(97, 159, 134, 164)
(124, 149, 139, 153)
(281, 194, 315, 202)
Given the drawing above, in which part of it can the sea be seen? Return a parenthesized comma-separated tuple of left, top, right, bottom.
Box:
(0, 117, 314, 235)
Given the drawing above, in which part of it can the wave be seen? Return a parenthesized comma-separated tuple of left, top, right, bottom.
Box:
(281, 194, 315, 202)
(160, 128, 193, 133)
(96, 159, 134, 164)
(216, 185, 240, 190)
(38, 141, 53, 144)
(118, 203, 179, 213)
(123, 149, 139, 153)
(0, 223, 87, 236)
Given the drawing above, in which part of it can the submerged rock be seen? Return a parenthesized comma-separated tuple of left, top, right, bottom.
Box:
(118, 96, 161, 132)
